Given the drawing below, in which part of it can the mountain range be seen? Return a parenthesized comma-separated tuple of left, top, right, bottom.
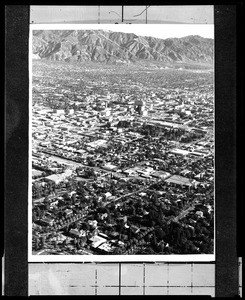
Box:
(32, 30, 214, 65)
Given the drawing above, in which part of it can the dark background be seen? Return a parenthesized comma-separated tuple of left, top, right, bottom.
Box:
(4, 4, 242, 296)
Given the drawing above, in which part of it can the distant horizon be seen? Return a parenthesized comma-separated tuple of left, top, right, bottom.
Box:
(31, 24, 214, 40)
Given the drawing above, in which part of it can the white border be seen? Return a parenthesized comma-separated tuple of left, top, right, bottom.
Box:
(213, 11, 216, 261)
(28, 23, 215, 262)
(28, 26, 33, 262)
(29, 254, 214, 262)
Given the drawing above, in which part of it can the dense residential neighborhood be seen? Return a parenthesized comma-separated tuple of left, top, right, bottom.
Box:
(32, 58, 214, 256)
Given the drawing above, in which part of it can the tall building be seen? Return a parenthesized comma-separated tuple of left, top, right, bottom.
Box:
(134, 99, 145, 114)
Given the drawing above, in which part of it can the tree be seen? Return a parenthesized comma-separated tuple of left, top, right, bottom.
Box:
(40, 236, 45, 249)
(131, 206, 136, 216)
(63, 238, 68, 246)
(114, 247, 123, 254)
(155, 227, 165, 241)
(151, 232, 157, 247)
(34, 237, 39, 251)
(157, 209, 165, 226)
(71, 193, 76, 202)
(158, 241, 165, 253)
(147, 247, 155, 254)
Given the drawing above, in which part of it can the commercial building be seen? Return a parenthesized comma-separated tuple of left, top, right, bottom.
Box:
(165, 175, 200, 187)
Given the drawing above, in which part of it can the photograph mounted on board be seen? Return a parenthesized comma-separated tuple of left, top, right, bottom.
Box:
(29, 11, 214, 261)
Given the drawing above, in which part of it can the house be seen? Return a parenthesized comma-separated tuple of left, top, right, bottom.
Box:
(89, 235, 107, 248)
(64, 209, 73, 217)
(88, 220, 98, 228)
(151, 171, 171, 180)
(123, 169, 137, 176)
(32, 169, 43, 178)
(45, 174, 63, 185)
(45, 171, 73, 185)
(104, 192, 112, 198)
(69, 228, 81, 238)
(180, 169, 192, 176)
(103, 163, 118, 171)
(50, 200, 59, 207)
(170, 149, 189, 156)
(97, 242, 114, 253)
(56, 109, 65, 115)
(39, 216, 54, 226)
(130, 225, 140, 234)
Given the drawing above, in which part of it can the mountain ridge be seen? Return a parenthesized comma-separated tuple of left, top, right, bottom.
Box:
(32, 30, 214, 65)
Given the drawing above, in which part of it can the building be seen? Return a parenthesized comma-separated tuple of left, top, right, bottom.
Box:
(64, 209, 73, 217)
(165, 175, 200, 188)
(39, 216, 55, 226)
(32, 169, 43, 178)
(44, 171, 72, 185)
(69, 228, 81, 238)
(97, 242, 114, 253)
(134, 99, 145, 114)
(89, 235, 107, 248)
(87, 139, 107, 148)
(151, 171, 171, 180)
(141, 109, 148, 117)
(170, 149, 190, 156)
(56, 109, 65, 115)
(103, 163, 118, 171)
(45, 174, 64, 185)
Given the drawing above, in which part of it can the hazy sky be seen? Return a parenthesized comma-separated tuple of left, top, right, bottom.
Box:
(31, 23, 214, 40)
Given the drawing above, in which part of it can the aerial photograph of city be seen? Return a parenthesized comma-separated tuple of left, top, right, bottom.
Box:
(30, 25, 214, 257)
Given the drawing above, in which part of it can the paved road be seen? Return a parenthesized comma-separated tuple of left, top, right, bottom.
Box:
(167, 204, 195, 225)
(48, 153, 124, 175)
(174, 205, 195, 222)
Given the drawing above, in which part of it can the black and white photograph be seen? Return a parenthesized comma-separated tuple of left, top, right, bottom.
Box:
(29, 8, 215, 262)
(5, 4, 241, 296)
